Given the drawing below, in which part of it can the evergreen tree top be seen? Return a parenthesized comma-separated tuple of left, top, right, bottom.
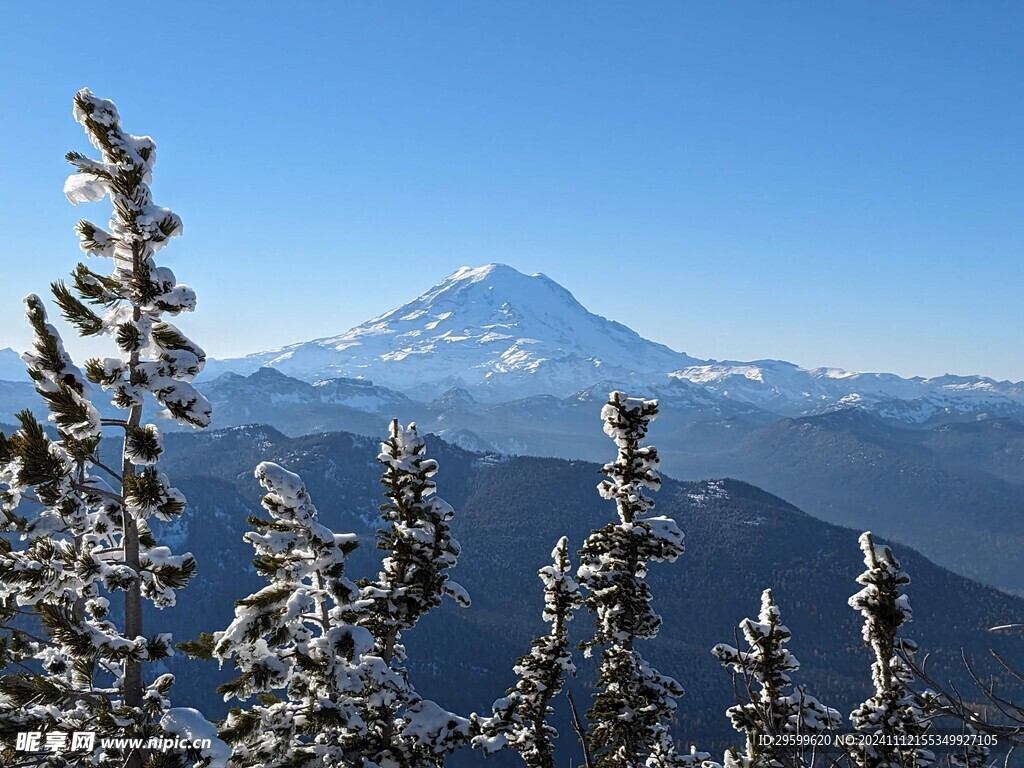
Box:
(849, 531, 914, 650)
(361, 418, 470, 657)
(66, 88, 182, 254)
(59, 87, 211, 430)
(539, 536, 582, 627)
(848, 532, 934, 768)
(714, 589, 799, 690)
(578, 392, 690, 768)
(472, 535, 583, 768)
(211, 460, 372, 768)
(711, 587, 840, 768)
(598, 391, 661, 524)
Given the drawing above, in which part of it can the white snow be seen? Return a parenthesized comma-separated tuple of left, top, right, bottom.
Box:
(160, 707, 230, 767)
(64, 173, 109, 204)
(402, 699, 472, 750)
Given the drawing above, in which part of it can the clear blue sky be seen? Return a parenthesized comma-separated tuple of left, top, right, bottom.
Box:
(1, 2, 1021, 380)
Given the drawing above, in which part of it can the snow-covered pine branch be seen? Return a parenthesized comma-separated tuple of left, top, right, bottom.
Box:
(472, 536, 583, 768)
(0, 89, 222, 768)
(212, 461, 373, 768)
(847, 532, 935, 768)
(576, 392, 700, 768)
(709, 588, 840, 768)
(349, 419, 472, 767)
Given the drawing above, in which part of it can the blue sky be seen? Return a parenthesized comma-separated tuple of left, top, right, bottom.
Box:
(0, 2, 1021, 380)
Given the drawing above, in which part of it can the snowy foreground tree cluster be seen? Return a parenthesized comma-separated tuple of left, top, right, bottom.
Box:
(0, 92, 1004, 768)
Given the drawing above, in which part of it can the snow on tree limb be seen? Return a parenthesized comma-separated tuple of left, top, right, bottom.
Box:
(343, 419, 473, 767)
(212, 461, 371, 767)
(709, 588, 840, 767)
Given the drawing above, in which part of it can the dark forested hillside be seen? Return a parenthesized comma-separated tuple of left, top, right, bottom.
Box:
(134, 425, 1024, 765)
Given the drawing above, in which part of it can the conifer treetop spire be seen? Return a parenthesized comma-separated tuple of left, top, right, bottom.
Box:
(473, 535, 583, 768)
(344, 418, 473, 767)
(711, 588, 840, 768)
(61, 87, 210, 430)
(66, 88, 182, 254)
(848, 531, 935, 768)
(578, 392, 690, 768)
(361, 419, 470, 659)
(598, 391, 661, 524)
(211, 461, 371, 768)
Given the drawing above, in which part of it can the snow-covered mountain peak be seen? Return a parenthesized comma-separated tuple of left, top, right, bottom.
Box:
(368, 263, 597, 340)
(212, 264, 697, 400)
(391, 262, 558, 295)
(667, 359, 1024, 419)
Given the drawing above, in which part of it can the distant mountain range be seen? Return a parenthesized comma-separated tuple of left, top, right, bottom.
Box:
(203, 264, 1024, 419)
(4, 264, 1022, 423)
(2, 259, 1022, 761)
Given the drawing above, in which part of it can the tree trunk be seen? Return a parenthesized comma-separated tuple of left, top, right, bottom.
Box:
(122, 247, 145, 768)
(122, 397, 144, 768)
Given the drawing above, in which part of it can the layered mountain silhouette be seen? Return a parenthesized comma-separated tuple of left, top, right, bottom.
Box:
(204, 264, 1024, 419)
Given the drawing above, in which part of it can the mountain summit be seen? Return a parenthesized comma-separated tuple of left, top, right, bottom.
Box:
(210, 264, 698, 400)
(0, 348, 26, 381)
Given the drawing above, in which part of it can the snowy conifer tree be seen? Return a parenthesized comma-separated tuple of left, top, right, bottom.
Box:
(848, 532, 935, 768)
(209, 462, 375, 768)
(472, 536, 583, 768)
(0, 90, 222, 768)
(711, 588, 840, 767)
(351, 419, 473, 767)
(576, 392, 692, 768)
